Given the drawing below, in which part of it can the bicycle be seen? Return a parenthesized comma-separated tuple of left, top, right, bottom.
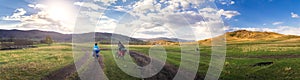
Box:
(115, 48, 127, 59)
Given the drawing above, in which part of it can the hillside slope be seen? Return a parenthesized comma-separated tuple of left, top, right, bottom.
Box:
(0, 29, 144, 43)
(140, 37, 193, 42)
(0, 29, 71, 42)
(199, 30, 300, 45)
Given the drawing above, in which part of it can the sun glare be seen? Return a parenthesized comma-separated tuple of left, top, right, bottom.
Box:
(48, 6, 69, 21)
(45, 0, 75, 21)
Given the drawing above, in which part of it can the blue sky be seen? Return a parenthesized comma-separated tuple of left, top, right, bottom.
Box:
(0, 0, 299, 40)
(218, 0, 300, 28)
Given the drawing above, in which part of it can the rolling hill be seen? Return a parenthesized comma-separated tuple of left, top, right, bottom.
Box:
(0, 29, 145, 44)
(2, 29, 299, 45)
(139, 37, 193, 42)
(199, 30, 300, 45)
(138, 37, 193, 45)
(0, 29, 71, 42)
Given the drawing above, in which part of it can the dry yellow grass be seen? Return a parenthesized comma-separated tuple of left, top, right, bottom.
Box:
(198, 30, 300, 45)
(239, 46, 300, 52)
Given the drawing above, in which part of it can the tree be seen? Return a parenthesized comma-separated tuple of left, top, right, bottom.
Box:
(0, 37, 2, 49)
(45, 35, 53, 46)
(9, 36, 14, 42)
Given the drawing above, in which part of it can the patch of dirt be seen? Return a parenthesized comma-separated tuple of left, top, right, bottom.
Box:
(252, 62, 273, 67)
(42, 48, 204, 80)
(41, 49, 107, 80)
(41, 64, 77, 80)
(98, 53, 105, 69)
(129, 51, 204, 80)
(248, 54, 300, 59)
(226, 54, 300, 59)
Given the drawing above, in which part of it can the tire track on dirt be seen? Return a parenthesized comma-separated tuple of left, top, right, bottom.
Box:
(248, 54, 300, 59)
(41, 49, 108, 80)
(226, 54, 300, 59)
(41, 64, 77, 80)
(129, 51, 204, 80)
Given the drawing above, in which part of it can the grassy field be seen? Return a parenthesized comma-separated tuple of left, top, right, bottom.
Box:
(1, 41, 300, 80)
(0, 43, 73, 80)
(101, 50, 140, 80)
(126, 42, 300, 80)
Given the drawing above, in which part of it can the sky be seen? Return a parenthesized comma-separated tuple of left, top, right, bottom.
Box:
(0, 0, 299, 40)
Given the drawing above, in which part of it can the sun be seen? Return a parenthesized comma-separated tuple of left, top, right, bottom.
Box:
(45, 1, 75, 21)
(48, 6, 69, 21)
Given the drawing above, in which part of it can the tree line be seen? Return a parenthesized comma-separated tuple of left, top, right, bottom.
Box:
(0, 35, 53, 50)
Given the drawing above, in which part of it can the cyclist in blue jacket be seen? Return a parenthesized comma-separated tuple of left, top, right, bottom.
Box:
(93, 43, 100, 58)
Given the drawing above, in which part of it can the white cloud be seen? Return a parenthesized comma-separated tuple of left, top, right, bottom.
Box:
(113, 0, 225, 40)
(2, 0, 77, 34)
(291, 12, 299, 18)
(1, 0, 226, 40)
(2, 8, 27, 21)
(272, 22, 283, 25)
(230, 1, 235, 4)
(218, 9, 240, 19)
(0, 24, 19, 30)
(73, 2, 117, 33)
(132, 0, 157, 13)
(73, 2, 84, 6)
(27, 4, 47, 9)
(275, 26, 300, 35)
(95, 16, 118, 32)
(191, 21, 226, 40)
(130, 0, 205, 15)
(220, 2, 227, 5)
(14, 10, 73, 33)
(199, 8, 220, 20)
(135, 27, 172, 38)
(113, 6, 127, 12)
(263, 23, 267, 26)
(219, 0, 235, 5)
(93, 0, 117, 5)
(62, 0, 223, 40)
(79, 11, 104, 18)
(74, 2, 106, 10)
(230, 27, 271, 32)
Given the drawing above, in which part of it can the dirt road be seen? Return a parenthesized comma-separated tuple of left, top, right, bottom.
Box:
(129, 51, 204, 80)
(41, 49, 105, 80)
(41, 49, 204, 80)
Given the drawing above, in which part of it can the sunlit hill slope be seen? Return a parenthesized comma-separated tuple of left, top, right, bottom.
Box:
(199, 30, 300, 45)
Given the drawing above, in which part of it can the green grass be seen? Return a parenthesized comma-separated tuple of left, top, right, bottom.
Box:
(1, 42, 300, 80)
(98, 45, 145, 79)
(221, 58, 300, 80)
(127, 42, 300, 79)
(0, 43, 73, 80)
(226, 42, 300, 57)
(101, 50, 140, 80)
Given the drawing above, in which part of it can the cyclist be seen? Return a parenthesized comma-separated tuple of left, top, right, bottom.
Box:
(93, 43, 100, 58)
(117, 41, 126, 58)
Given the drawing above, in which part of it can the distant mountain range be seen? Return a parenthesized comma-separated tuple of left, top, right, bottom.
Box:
(0, 29, 144, 44)
(138, 37, 194, 42)
(0, 29, 72, 42)
(0, 29, 191, 44)
(2, 29, 298, 45)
